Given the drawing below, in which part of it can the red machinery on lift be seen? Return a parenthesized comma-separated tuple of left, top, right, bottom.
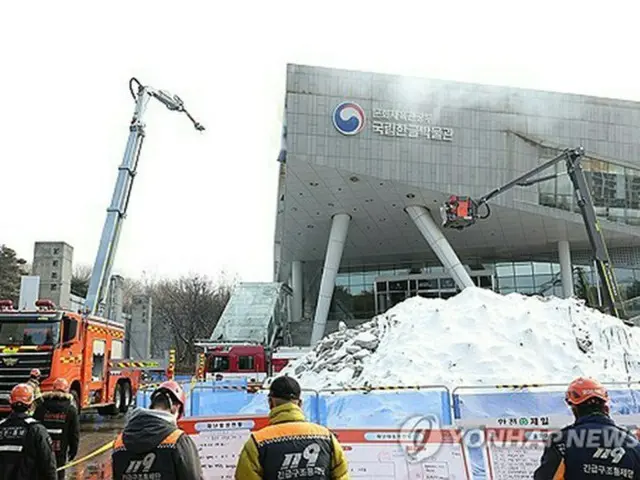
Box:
(440, 146, 634, 325)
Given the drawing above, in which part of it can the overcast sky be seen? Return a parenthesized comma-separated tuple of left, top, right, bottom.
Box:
(1, 1, 637, 283)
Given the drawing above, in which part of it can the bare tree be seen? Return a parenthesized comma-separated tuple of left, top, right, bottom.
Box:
(150, 274, 233, 371)
(70, 264, 93, 298)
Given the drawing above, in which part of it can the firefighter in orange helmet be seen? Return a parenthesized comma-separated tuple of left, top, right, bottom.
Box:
(534, 377, 640, 479)
(33, 378, 80, 479)
(0, 383, 57, 480)
(111, 380, 203, 479)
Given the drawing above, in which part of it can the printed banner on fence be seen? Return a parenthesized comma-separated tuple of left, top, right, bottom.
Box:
(457, 413, 640, 430)
(333, 428, 471, 479)
(484, 427, 550, 479)
(179, 415, 269, 480)
(483, 426, 640, 479)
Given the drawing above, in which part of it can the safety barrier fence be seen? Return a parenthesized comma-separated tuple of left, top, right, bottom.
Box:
(72, 380, 640, 479)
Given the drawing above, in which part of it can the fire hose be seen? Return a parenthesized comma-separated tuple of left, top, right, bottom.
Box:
(57, 440, 114, 472)
(57, 375, 199, 472)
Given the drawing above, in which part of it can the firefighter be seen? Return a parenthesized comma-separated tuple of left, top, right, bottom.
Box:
(111, 380, 203, 479)
(534, 377, 640, 479)
(27, 368, 43, 407)
(0, 383, 57, 480)
(235, 376, 349, 480)
(33, 378, 79, 480)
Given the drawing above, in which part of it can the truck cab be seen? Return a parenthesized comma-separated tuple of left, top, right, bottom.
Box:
(205, 344, 267, 383)
(0, 299, 139, 416)
(202, 343, 310, 384)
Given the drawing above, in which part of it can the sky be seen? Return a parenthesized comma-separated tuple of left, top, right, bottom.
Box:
(1, 0, 638, 284)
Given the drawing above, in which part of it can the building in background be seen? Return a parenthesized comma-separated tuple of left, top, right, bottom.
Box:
(274, 64, 640, 345)
(32, 242, 74, 309)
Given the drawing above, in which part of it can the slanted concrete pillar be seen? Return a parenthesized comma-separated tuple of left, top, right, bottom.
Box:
(291, 261, 303, 323)
(405, 205, 474, 290)
(559, 240, 574, 298)
(310, 213, 350, 346)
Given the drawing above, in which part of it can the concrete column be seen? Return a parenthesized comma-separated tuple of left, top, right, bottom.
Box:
(405, 205, 474, 290)
(106, 275, 124, 323)
(310, 213, 350, 346)
(129, 294, 153, 359)
(559, 240, 574, 298)
(291, 261, 303, 323)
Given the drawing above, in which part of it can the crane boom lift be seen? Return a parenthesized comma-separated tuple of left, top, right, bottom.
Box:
(441, 146, 629, 323)
(84, 78, 204, 316)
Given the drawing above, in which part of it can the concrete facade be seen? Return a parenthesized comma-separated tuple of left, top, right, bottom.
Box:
(274, 64, 640, 345)
(129, 294, 152, 359)
(32, 242, 74, 309)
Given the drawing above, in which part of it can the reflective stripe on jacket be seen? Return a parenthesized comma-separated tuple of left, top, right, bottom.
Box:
(533, 414, 640, 479)
(112, 429, 184, 479)
(234, 403, 349, 480)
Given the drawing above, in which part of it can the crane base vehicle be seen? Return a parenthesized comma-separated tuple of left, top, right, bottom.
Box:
(0, 77, 204, 416)
(440, 146, 636, 326)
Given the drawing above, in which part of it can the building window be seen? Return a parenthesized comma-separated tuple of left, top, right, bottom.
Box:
(209, 356, 229, 372)
(50, 284, 57, 291)
(238, 356, 255, 371)
(51, 272, 58, 279)
(52, 260, 59, 267)
(538, 157, 640, 226)
(53, 248, 60, 255)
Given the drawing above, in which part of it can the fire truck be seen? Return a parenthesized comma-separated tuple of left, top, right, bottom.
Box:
(0, 77, 203, 415)
(196, 342, 310, 384)
(0, 298, 140, 415)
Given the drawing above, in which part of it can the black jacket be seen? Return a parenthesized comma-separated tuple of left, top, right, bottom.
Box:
(33, 391, 80, 463)
(111, 408, 203, 480)
(534, 413, 640, 479)
(0, 411, 57, 480)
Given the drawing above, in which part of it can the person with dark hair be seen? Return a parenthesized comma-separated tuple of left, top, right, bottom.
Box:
(534, 377, 640, 479)
(33, 378, 80, 479)
(111, 380, 203, 480)
(0, 383, 57, 480)
(235, 375, 349, 480)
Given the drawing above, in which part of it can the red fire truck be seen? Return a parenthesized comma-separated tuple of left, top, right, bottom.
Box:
(0, 299, 142, 415)
(197, 342, 310, 384)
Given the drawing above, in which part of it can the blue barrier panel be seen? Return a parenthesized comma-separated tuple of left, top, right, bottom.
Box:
(453, 383, 638, 420)
(189, 386, 319, 421)
(629, 385, 640, 412)
(136, 379, 203, 416)
(318, 386, 452, 428)
(452, 382, 639, 480)
(236, 390, 320, 423)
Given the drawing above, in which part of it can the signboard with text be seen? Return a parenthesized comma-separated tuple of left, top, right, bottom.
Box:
(334, 428, 471, 479)
(332, 101, 455, 141)
(179, 415, 270, 480)
(372, 108, 453, 141)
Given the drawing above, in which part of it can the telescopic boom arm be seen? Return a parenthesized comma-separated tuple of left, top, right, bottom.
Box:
(443, 147, 626, 321)
(84, 78, 204, 316)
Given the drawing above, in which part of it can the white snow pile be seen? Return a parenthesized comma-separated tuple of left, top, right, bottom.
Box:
(280, 287, 640, 390)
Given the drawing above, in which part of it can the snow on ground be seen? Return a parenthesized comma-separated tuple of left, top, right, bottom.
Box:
(280, 287, 640, 390)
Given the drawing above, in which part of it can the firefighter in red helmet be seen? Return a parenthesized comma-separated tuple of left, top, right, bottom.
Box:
(34, 378, 80, 479)
(111, 380, 203, 479)
(534, 377, 640, 479)
(0, 383, 57, 480)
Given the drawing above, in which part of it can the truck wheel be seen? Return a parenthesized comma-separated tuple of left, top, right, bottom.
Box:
(105, 383, 123, 416)
(71, 389, 81, 414)
(119, 382, 132, 413)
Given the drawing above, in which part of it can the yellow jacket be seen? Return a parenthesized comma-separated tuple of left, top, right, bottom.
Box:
(235, 403, 349, 480)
